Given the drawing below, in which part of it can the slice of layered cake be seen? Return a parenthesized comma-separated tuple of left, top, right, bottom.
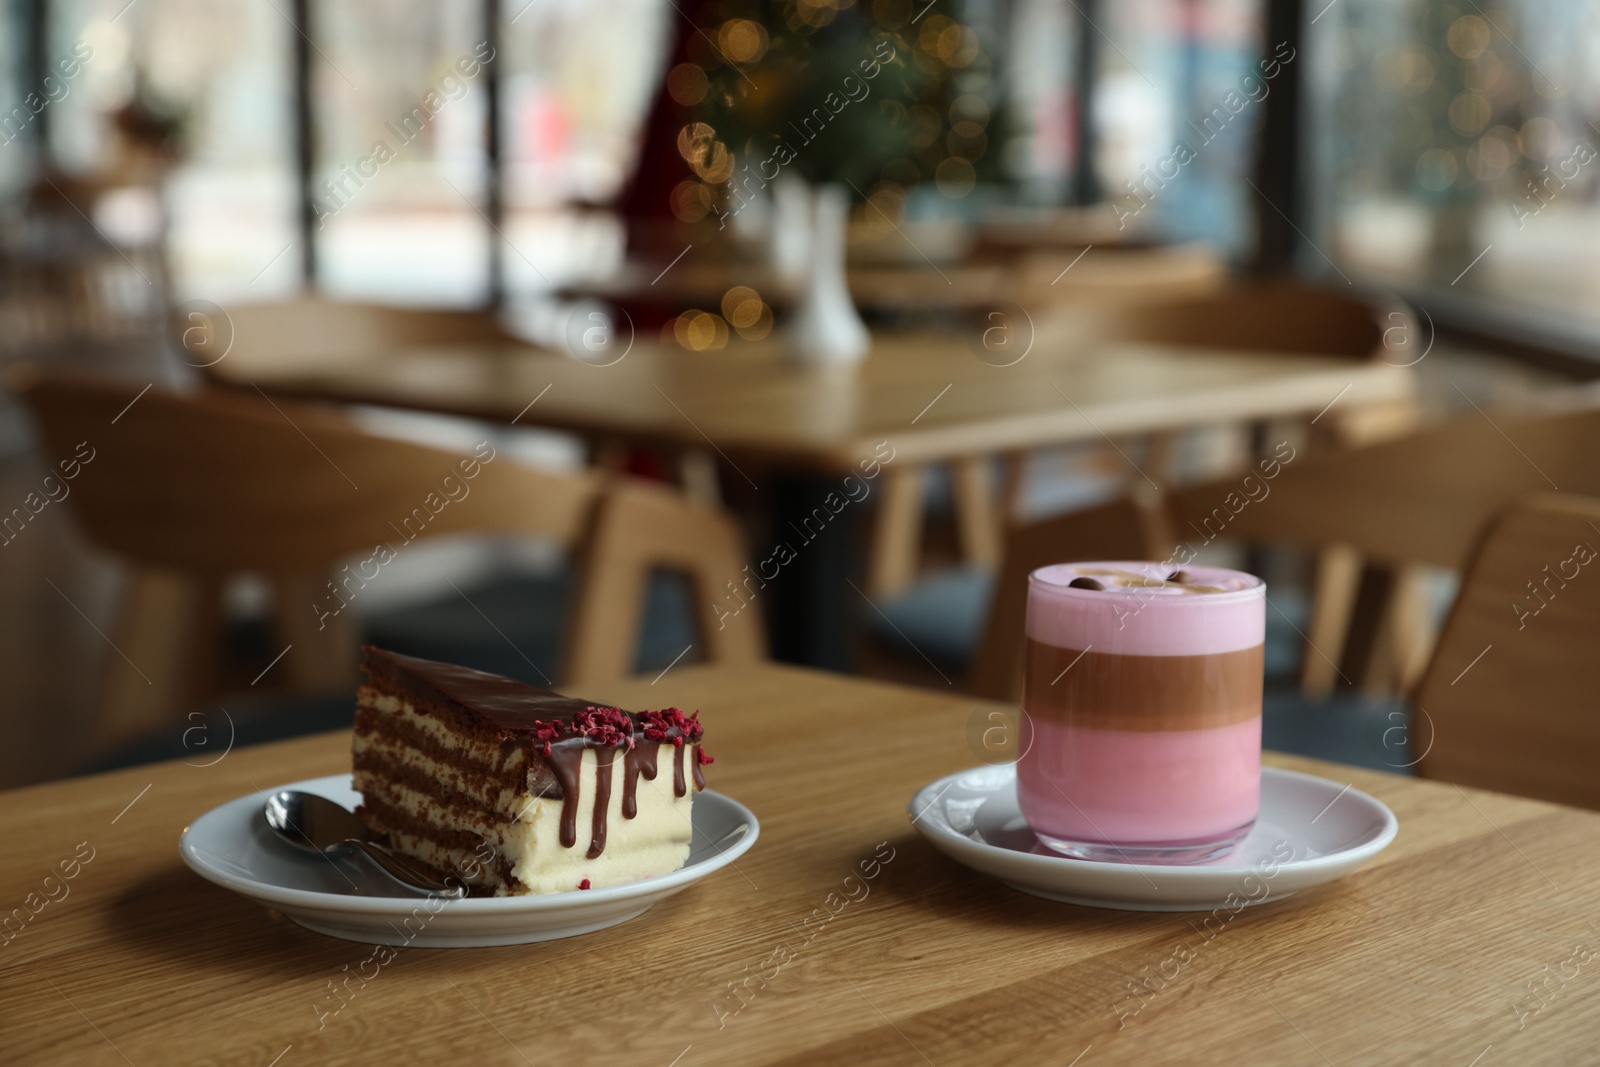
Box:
(352, 648, 711, 894)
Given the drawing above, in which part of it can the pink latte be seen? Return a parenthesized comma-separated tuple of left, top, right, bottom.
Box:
(1017, 561, 1265, 862)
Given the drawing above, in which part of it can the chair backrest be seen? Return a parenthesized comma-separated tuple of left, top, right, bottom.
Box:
(1059, 280, 1401, 361)
(968, 496, 1169, 701)
(1412, 493, 1600, 809)
(967, 405, 1600, 701)
(17, 371, 761, 679)
(1018, 243, 1228, 310)
(215, 296, 512, 371)
(20, 372, 594, 573)
(1163, 406, 1600, 571)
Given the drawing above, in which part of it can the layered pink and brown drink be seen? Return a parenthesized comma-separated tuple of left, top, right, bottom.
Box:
(1017, 562, 1265, 862)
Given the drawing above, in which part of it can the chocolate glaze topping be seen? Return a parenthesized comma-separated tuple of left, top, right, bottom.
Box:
(622, 744, 660, 819)
(360, 647, 709, 859)
(364, 648, 598, 731)
(588, 747, 615, 859)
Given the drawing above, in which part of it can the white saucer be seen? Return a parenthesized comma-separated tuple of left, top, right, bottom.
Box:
(908, 765, 1396, 912)
(180, 774, 759, 946)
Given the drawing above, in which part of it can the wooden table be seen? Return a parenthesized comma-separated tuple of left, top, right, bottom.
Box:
(560, 260, 1012, 312)
(215, 335, 1414, 667)
(4, 663, 1596, 1065)
(214, 333, 1412, 476)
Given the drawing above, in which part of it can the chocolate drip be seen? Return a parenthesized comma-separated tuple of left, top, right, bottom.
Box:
(360, 648, 707, 858)
(588, 746, 615, 859)
(546, 743, 584, 849)
(672, 744, 687, 797)
(691, 745, 705, 792)
(622, 742, 661, 819)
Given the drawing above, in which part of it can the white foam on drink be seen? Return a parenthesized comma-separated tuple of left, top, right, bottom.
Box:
(1027, 561, 1264, 656)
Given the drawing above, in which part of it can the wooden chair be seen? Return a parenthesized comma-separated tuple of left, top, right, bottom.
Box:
(969, 406, 1600, 703)
(1165, 404, 1600, 697)
(1016, 242, 1228, 311)
(902, 282, 1418, 696)
(1027, 280, 1418, 490)
(1065, 280, 1394, 357)
(968, 496, 1167, 701)
(1412, 493, 1600, 808)
(17, 371, 761, 753)
(866, 248, 1230, 599)
(206, 296, 514, 373)
(1040, 281, 1422, 694)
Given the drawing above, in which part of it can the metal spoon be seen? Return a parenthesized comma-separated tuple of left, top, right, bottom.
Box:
(262, 790, 465, 898)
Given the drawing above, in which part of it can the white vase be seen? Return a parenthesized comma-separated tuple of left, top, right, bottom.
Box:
(769, 175, 813, 287)
(786, 183, 870, 367)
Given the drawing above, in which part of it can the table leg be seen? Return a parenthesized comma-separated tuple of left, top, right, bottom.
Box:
(677, 448, 722, 507)
(95, 569, 223, 756)
(1362, 564, 1436, 699)
(765, 475, 865, 671)
(1302, 543, 1362, 699)
(999, 450, 1029, 522)
(951, 456, 1001, 569)
(272, 571, 359, 694)
(866, 464, 926, 597)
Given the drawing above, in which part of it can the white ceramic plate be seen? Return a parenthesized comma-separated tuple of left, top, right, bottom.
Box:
(180, 774, 759, 946)
(908, 765, 1396, 912)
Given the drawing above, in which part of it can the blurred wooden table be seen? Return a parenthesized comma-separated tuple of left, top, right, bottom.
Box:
(215, 333, 1412, 474)
(3, 663, 1597, 1066)
(561, 260, 1012, 311)
(215, 333, 1414, 668)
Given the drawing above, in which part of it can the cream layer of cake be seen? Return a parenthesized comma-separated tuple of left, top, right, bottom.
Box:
(352, 649, 708, 895)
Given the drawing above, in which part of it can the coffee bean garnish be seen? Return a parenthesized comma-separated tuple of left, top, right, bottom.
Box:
(1067, 577, 1105, 591)
(1167, 570, 1191, 584)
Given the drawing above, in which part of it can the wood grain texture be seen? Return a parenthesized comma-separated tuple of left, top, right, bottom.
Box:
(210, 333, 1416, 473)
(950, 455, 1002, 569)
(969, 496, 1170, 701)
(222, 298, 515, 371)
(561, 259, 1013, 311)
(1045, 280, 1405, 360)
(1301, 543, 1364, 699)
(1163, 406, 1600, 574)
(865, 464, 925, 597)
(1164, 404, 1600, 699)
(1415, 493, 1600, 809)
(205, 323, 1409, 612)
(15, 374, 763, 745)
(7, 663, 1593, 1065)
(561, 240, 1221, 313)
(1014, 243, 1226, 309)
(564, 481, 765, 683)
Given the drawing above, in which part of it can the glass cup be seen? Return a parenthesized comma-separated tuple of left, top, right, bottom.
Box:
(1017, 561, 1265, 863)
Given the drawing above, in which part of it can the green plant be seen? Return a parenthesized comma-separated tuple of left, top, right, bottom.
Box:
(685, 0, 1007, 204)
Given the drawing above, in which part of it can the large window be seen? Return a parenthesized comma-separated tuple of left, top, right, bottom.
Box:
(47, 0, 298, 300)
(6, 0, 1287, 304)
(1308, 0, 1600, 341)
(0, 0, 33, 201)
(314, 0, 490, 304)
(1093, 0, 1266, 259)
(499, 0, 671, 296)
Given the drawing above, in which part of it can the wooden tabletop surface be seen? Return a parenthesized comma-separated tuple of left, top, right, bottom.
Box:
(3, 663, 1596, 1066)
(559, 260, 1013, 310)
(217, 334, 1415, 472)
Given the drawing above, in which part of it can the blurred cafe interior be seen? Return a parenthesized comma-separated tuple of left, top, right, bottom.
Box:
(2, 0, 1599, 807)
